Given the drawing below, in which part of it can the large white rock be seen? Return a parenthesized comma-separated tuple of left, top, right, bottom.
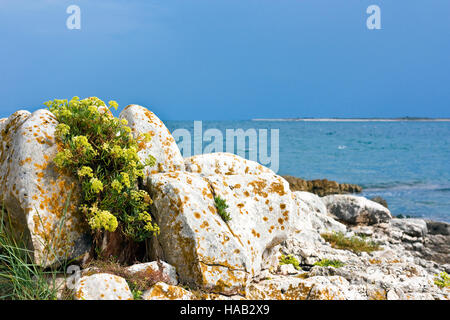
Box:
(322, 195, 392, 225)
(245, 275, 362, 300)
(147, 171, 250, 295)
(74, 273, 133, 300)
(184, 152, 274, 177)
(292, 191, 346, 234)
(126, 261, 178, 286)
(0, 109, 90, 266)
(142, 282, 194, 300)
(205, 172, 295, 269)
(119, 104, 184, 179)
(390, 218, 428, 238)
(147, 153, 297, 294)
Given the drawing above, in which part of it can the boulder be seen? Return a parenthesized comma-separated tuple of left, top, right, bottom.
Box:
(292, 191, 346, 234)
(0, 109, 90, 267)
(322, 195, 392, 226)
(245, 275, 362, 300)
(126, 261, 178, 286)
(282, 176, 362, 196)
(147, 171, 249, 294)
(119, 104, 184, 179)
(185, 152, 274, 176)
(147, 154, 297, 295)
(425, 220, 450, 236)
(142, 282, 194, 300)
(74, 273, 133, 300)
(370, 196, 389, 209)
(390, 218, 428, 238)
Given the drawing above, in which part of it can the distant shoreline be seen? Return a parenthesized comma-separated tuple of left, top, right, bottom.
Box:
(252, 118, 450, 122)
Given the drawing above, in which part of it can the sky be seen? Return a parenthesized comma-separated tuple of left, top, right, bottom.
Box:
(0, 0, 449, 120)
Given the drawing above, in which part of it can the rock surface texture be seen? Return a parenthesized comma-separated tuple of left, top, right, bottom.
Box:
(126, 261, 178, 286)
(322, 195, 392, 226)
(147, 154, 297, 295)
(282, 176, 362, 196)
(142, 282, 194, 300)
(74, 273, 133, 300)
(119, 104, 184, 178)
(0, 109, 90, 267)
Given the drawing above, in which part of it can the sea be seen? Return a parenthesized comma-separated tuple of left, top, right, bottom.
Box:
(165, 120, 450, 223)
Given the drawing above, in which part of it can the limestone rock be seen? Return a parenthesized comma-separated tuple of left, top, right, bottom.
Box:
(126, 261, 178, 286)
(282, 175, 362, 196)
(370, 196, 389, 209)
(245, 275, 362, 300)
(74, 273, 133, 300)
(425, 220, 450, 236)
(185, 152, 274, 177)
(142, 282, 194, 300)
(279, 263, 300, 275)
(292, 191, 346, 234)
(147, 156, 296, 294)
(322, 195, 392, 225)
(147, 171, 249, 295)
(0, 109, 90, 267)
(119, 104, 184, 179)
(390, 218, 428, 238)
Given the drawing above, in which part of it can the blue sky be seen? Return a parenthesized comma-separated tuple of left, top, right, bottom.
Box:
(0, 0, 449, 120)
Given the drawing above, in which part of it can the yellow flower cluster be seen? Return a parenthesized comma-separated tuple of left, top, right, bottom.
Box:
(88, 208, 118, 232)
(55, 123, 70, 138)
(109, 145, 139, 163)
(120, 172, 131, 188)
(111, 179, 123, 193)
(77, 166, 93, 178)
(129, 190, 152, 205)
(140, 132, 153, 143)
(72, 135, 94, 154)
(109, 100, 118, 110)
(54, 149, 73, 168)
(48, 96, 159, 242)
(58, 107, 73, 118)
(139, 211, 159, 234)
(145, 155, 157, 167)
(90, 177, 103, 193)
(88, 105, 99, 116)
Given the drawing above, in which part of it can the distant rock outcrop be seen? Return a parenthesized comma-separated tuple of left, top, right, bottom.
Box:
(282, 175, 362, 196)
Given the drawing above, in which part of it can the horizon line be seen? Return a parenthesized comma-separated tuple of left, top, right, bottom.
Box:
(251, 117, 450, 122)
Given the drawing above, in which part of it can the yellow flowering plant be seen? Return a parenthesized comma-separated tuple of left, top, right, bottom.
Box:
(45, 96, 159, 242)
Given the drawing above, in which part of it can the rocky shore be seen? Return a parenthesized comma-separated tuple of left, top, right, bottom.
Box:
(0, 103, 448, 300)
(281, 175, 363, 197)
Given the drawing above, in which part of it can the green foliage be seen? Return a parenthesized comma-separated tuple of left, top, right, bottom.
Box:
(396, 214, 412, 219)
(434, 272, 450, 289)
(130, 285, 143, 300)
(0, 208, 62, 300)
(313, 259, 345, 268)
(214, 196, 231, 222)
(321, 232, 381, 253)
(45, 97, 159, 242)
(279, 254, 301, 270)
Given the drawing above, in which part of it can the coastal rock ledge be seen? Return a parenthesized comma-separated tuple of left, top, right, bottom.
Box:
(0, 105, 448, 300)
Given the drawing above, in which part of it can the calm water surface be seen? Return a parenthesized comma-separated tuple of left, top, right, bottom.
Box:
(166, 120, 450, 222)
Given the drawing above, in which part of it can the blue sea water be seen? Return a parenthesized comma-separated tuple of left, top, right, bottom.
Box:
(165, 120, 450, 223)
